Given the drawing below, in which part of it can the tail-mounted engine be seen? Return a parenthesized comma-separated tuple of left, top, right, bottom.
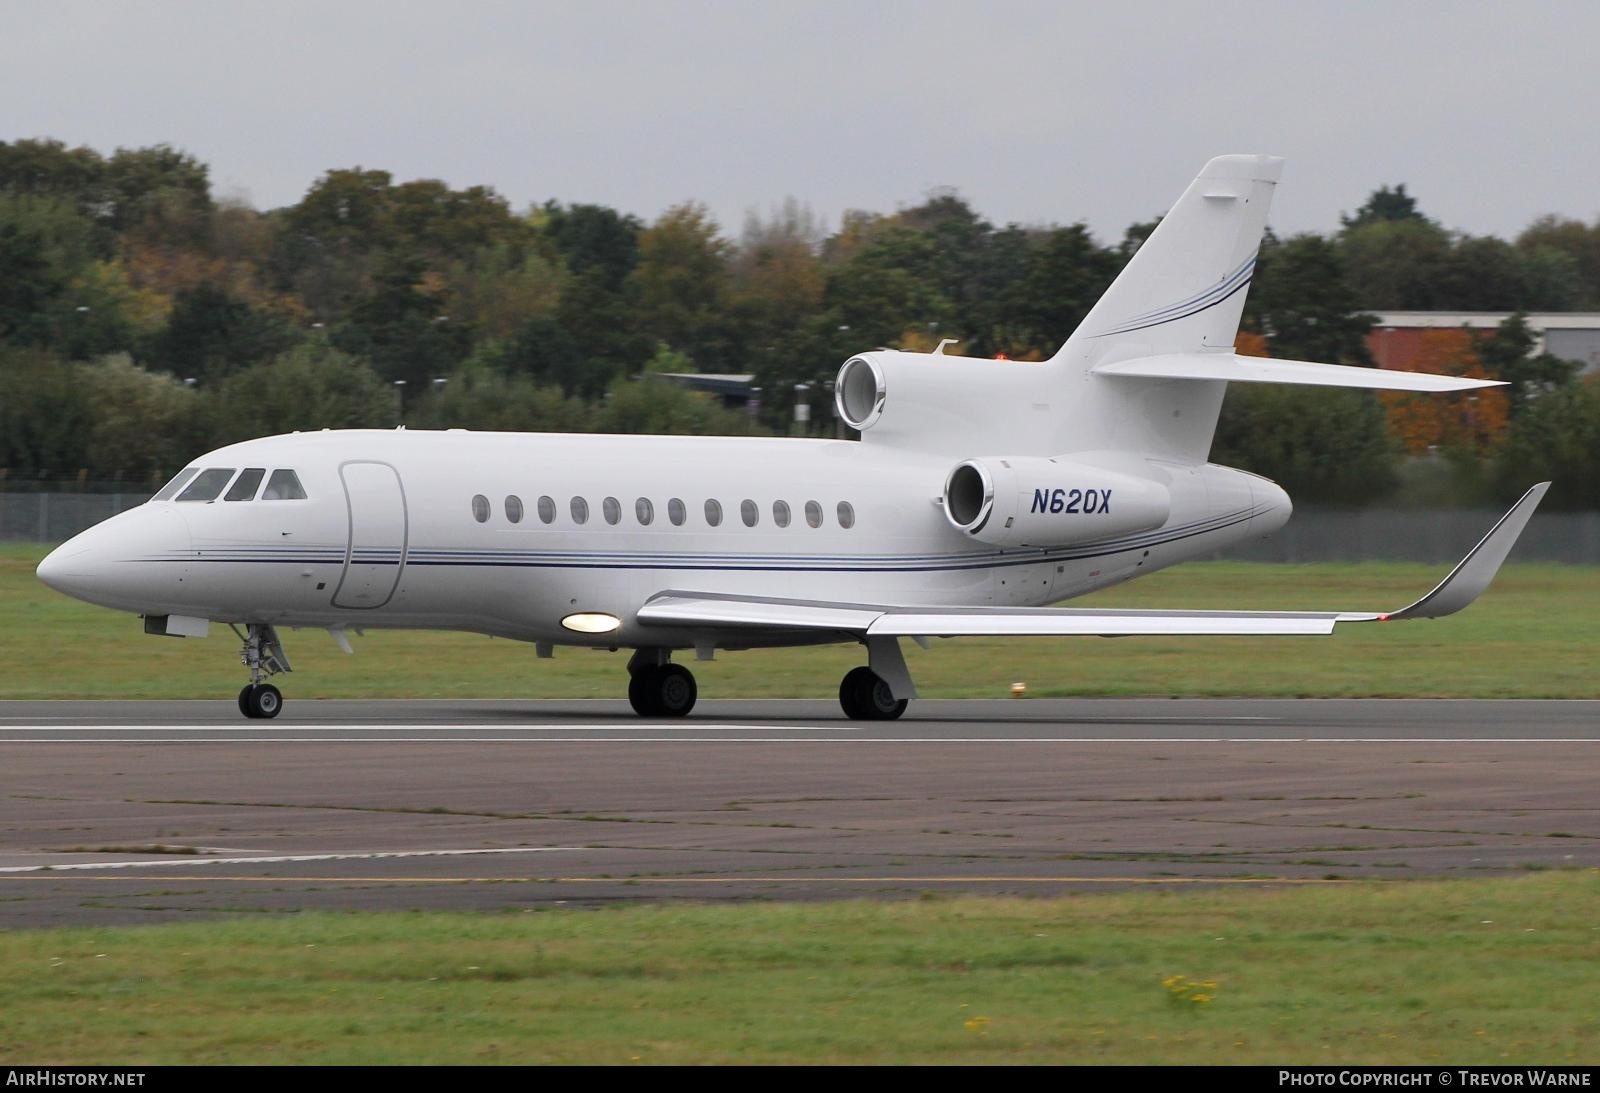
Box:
(943, 456, 1171, 549)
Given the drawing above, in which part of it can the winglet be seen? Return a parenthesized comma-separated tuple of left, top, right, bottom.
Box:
(1346, 483, 1550, 623)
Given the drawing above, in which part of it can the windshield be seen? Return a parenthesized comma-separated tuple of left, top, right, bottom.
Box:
(151, 467, 199, 502)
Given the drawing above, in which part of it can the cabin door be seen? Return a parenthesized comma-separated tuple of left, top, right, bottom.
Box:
(331, 461, 408, 609)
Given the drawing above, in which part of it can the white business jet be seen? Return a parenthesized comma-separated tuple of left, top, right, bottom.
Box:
(37, 155, 1547, 720)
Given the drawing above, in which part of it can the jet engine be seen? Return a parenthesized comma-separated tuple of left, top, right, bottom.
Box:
(943, 456, 1171, 548)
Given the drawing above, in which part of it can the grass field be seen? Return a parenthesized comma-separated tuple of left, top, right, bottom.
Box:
(3, 543, 1596, 700)
(5, 543, 1598, 700)
(1, 873, 1596, 1064)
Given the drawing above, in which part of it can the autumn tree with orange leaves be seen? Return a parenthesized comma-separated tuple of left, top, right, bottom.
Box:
(1380, 329, 1509, 453)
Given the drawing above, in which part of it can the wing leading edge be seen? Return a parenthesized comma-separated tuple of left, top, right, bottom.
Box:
(637, 484, 1549, 639)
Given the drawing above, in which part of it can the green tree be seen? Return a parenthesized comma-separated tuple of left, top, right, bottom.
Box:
(332, 256, 471, 387)
(1476, 312, 1580, 417)
(0, 194, 100, 347)
(0, 348, 92, 476)
(594, 373, 764, 436)
(140, 283, 298, 382)
(0, 139, 111, 225)
(498, 315, 592, 397)
(205, 343, 395, 442)
(1340, 184, 1426, 231)
(536, 202, 642, 292)
(1339, 217, 1454, 310)
(79, 355, 202, 482)
(1243, 233, 1374, 363)
(1492, 380, 1600, 510)
(1005, 223, 1118, 355)
(628, 203, 734, 368)
(1516, 215, 1600, 308)
(103, 144, 212, 247)
(1213, 385, 1398, 504)
(406, 361, 590, 433)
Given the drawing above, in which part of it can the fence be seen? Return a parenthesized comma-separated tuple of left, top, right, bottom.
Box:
(5, 492, 1600, 564)
(1, 492, 148, 543)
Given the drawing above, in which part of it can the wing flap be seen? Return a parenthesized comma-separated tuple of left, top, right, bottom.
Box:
(1092, 353, 1504, 392)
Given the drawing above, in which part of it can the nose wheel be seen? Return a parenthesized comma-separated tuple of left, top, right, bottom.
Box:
(238, 683, 283, 720)
(231, 623, 291, 720)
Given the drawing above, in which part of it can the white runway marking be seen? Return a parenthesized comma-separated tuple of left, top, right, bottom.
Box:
(3, 733, 1599, 743)
(0, 846, 588, 874)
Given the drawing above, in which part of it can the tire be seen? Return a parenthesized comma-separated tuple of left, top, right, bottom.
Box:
(246, 683, 283, 720)
(628, 669, 661, 717)
(238, 685, 256, 719)
(839, 666, 906, 721)
(654, 664, 697, 718)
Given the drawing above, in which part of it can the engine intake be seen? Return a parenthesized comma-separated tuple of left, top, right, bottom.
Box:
(835, 356, 886, 431)
(943, 456, 1171, 548)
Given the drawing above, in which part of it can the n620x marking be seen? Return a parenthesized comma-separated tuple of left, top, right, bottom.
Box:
(1031, 488, 1112, 515)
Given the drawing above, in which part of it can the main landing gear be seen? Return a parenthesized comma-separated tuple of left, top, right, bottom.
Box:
(232, 623, 291, 720)
(838, 666, 908, 721)
(627, 649, 698, 718)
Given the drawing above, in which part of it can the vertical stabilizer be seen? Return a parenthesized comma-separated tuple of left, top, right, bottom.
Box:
(1048, 155, 1282, 461)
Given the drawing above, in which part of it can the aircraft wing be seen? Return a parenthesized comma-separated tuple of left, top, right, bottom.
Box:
(637, 483, 1549, 639)
(1091, 353, 1504, 392)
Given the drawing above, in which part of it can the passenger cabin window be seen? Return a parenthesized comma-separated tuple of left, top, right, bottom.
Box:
(635, 497, 654, 525)
(261, 469, 307, 500)
(603, 496, 621, 525)
(837, 501, 856, 529)
(505, 495, 524, 524)
(176, 467, 236, 502)
(704, 499, 723, 527)
(805, 500, 823, 528)
(225, 468, 266, 501)
(668, 498, 686, 526)
(741, 499, 758, 527)
(471, 494, 490, 523)
(538, 495, 556, 524)
(773, 500, 791, 528)
(152, 467, 199, 502)
(571, 497, 589, 524)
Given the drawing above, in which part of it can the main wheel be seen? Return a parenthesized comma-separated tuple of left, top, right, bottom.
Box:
(654, 664, 698, 718)
(628, 664, 697, 718)
(628, 669, 661, 717)
(839, 666, 907, 721)
(238, 685, 255, 718)
(243, 683, 283, 720)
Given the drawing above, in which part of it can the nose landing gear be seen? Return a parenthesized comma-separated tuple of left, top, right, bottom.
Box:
(232, 623, 291, 719)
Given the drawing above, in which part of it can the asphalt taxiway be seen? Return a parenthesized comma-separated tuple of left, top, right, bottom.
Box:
(2, 699, 1596, 926)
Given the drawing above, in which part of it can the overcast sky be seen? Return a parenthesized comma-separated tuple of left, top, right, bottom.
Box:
(4, 0, 1596, 243)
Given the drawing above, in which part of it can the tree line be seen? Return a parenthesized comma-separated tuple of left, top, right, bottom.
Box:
(2, 139, 1597, 508)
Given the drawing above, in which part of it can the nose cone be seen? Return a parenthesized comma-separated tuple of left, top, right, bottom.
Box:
(35, 541, 85, 594)
(36, 506, 192, 611)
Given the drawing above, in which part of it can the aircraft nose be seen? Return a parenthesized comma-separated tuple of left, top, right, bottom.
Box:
(35, 506, 192, 610)
(35, 541, 86, 594)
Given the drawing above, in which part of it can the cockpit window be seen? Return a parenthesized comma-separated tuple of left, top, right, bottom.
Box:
(261, 469, 307, 500)
(151, 467, 200, 502)
(225, 468, 266, 501)
(176, 468, 237, 502)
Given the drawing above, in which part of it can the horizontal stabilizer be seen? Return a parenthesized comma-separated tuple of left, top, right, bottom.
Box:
(1092, 353, 1504, 392)
(638, 485, 1546, 638)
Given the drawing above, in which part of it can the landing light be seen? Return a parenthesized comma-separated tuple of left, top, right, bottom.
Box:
(561, 612, 622, 635)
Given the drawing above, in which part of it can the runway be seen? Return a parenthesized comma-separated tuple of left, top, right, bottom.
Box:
(2, 699, 1597, 926)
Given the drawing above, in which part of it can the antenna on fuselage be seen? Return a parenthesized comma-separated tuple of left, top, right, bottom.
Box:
(933, 338, 961, 356)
